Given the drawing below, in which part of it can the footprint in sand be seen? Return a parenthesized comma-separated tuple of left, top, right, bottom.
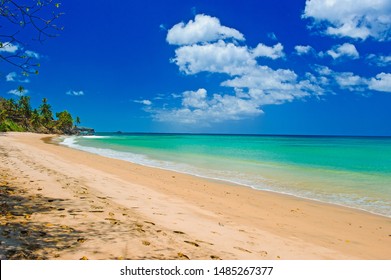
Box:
(177, 252, 190, 259)
(233, 246, 252, 253)
(184, 241, 200, 247)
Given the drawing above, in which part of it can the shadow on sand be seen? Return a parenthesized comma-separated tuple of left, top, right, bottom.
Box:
(0, 184, 82, 259)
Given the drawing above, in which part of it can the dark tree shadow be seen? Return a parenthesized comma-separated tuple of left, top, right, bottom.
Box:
(0, 184, 82, 259)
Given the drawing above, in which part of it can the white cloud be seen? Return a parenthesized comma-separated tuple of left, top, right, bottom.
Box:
(182, 88, 208, 109)
(153, 88, 263, 125)
(8, 89, 28, 96)
(294, 45, 314, 56)
(326, 43, 359, 60)
(252, 43, 285, 59)
(140, 14, 342, 126)
(66, 90, 84, 96)
(172, 40, 254, 75)
(166, 14, 245, 45)
(25, 50, 40, 59)
(5, 72, 30, 83)
(312, 65, 391, 93)
(313, 65, 333, 76)
(366, 54, 391, 67)
(146, 11, 391, 126)
(222, 66, 297, 92)
(303, 0, 391, 41)
(6, 72, 17, 82)
(368, 73, 391, 92)
(151, 59, 324, 125)
(334, 72, 367, 91)
(0, 42, 18, 53)
(134, 99, 152, 106)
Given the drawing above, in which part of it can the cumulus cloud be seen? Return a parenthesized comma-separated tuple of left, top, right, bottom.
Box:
(134, 99, 152, 106)
(0, 42, 18, 53)
(326, 43, 359, 60)
(5, 72, 17, 82)
(313, 65, 391, 93)
(153, 88, 263, 124)
(303, 0, 391, 41)
(141, 14, 328, 125)
(66, 90, 84, 96)
(152, 60, 323, 124)
(252, 43, 285, 59)
(24, 50, 40, 59)
(294, 45, 314, 56)
(172, 40, 254, 75)
(8, 89, 28, 96)
(368, 73, 391, 92)
(182, 88, 208, 109)
(366, 54, 391, 67)
(334, 72, 367, 91)
(166, 14, 245, 45)
(145, 13, 391, 126)
(5, 72, 30, 83)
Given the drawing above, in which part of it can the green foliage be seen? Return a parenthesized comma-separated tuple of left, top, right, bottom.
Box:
(0, 119, 25, 132)
(18, 96, 32, 127)
(39, 98, 53, 127)
(55, 110, 73, 133)
(0, 96, 78, 134)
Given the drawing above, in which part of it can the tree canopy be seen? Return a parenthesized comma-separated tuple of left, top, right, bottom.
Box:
(0, 96, 80, 134)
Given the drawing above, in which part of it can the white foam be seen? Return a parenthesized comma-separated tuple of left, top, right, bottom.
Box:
(59, 136, 391, 218)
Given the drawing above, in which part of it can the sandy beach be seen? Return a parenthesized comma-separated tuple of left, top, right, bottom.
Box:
(1, 132, 390, 260)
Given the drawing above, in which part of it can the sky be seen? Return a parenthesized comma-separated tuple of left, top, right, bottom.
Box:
(1, 0, 391, 135)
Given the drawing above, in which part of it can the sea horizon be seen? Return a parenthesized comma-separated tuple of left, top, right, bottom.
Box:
(97, 132, 391, 138)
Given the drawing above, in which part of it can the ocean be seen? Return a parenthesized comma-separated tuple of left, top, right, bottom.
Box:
(61, 133, 391, 218)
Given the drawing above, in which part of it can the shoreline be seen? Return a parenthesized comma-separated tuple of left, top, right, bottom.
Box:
(1, 132, 391, 259)
(59, 134, 391, 220)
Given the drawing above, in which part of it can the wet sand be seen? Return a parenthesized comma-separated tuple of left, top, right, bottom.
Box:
(1, 132, 390, 260)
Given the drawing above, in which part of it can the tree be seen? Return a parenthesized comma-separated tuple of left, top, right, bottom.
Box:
(18, 95, 32, 127)
(2, 98, 18, 121)
(0, 0, 63, 74)
(39, 97, 53, 127)
(55, 110, 73, 133)
(31, 108, 41, 127)
(75, 116, 80, 126)
(1, 96, 81, 134)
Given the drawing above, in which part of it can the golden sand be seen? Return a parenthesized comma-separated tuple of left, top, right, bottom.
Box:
(1, 132, 390, 260)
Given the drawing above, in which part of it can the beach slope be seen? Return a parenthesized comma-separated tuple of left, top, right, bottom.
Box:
(1, 132, 390, 260)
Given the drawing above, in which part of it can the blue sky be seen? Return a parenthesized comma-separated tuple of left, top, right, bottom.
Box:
(1, 0, 391, 135)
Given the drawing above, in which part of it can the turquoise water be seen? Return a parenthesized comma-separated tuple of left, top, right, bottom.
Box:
(61, 134, 391, 217)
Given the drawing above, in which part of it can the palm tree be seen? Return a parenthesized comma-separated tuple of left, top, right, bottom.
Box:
(55, 110, 73, 134)
(31, 109, 41, 128)
(3, 98, 18, 122)
(75, 116, 81, 127)
(39, 98, 53, 128)
(18, 96, 32, 128)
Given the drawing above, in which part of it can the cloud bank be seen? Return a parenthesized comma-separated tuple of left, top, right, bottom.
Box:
(137, 13, 391, 126)
(303, 0, 391, 41)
